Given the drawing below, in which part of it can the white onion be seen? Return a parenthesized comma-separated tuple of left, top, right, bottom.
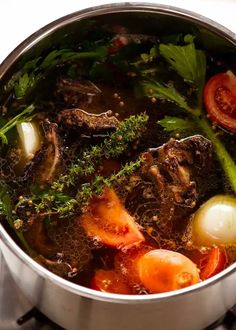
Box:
(192, 195, 236, 246)
(17, 122, 41, 158)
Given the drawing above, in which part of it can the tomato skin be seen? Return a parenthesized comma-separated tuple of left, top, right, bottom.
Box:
(90, 269, 132, 294)
(80, 187, 144, 249)
(137, 249, 200, 293)
(204, 71, 236, 132)
(200, 247, 227, 280)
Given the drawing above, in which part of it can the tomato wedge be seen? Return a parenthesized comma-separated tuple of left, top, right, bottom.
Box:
(204, 71, 236, 132)
(137, 249, 200, 293)
(80, 187, 144, 249)
(91, 269, 132, 294)
(200, 247, 227, 280)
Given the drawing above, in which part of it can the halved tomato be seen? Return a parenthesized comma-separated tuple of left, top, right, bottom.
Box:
(204, 71, 236, 132)
(91, 269, 132, 294)
(200, 247, 227, 280)
(80, 187, 144, 249)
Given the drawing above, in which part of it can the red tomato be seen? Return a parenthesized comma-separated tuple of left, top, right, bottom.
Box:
(200, 247, 227, 280)
(137, 249, 200, 293)
(80, 187, 144, 249)
(91, 269, 132, 294)
(204, 71, 236, 132)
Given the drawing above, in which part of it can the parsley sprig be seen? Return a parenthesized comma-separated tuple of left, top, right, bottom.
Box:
(140, 35, 236, 193)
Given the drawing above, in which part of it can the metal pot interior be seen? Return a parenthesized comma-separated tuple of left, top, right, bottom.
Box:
(0, 2, 236, 302)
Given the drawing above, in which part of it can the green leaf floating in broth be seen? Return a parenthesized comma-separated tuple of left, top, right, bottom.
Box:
(158, 116, 196, 133)
(140, 80, 190, 112)
(159, 35, 206, 97)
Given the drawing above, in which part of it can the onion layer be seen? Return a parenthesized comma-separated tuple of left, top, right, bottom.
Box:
(192, 195, 236, 246)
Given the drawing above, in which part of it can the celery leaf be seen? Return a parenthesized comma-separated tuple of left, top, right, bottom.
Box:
(158, 116, 195, 133)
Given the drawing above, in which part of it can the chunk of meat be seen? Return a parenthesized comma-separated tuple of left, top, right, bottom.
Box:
(151, 135, 213, 208)
(57, 109, 119, 133)
(124, 135, 214, 241)
(80, 187, 145, 249)
(56, 78, 101, 107)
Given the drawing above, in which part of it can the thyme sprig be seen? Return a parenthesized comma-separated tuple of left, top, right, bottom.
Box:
(52, 113, 149, 192)
(55, 157, 143, 215)
(16, 114, 148, 217)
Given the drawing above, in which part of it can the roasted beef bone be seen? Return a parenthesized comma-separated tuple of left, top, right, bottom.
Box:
(124, 135, 214, 239)
(56, 78, 101, 107)
(21, 119, 61, 185)
(57, 108, 119, 133)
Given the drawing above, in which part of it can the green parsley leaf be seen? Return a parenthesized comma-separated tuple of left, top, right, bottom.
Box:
(159, 39, 206, 86)
(158, 116, 195, 133)
(141, 45, 158, 63)
(140, 80, 190, 112)
(14, 73, 37, 99)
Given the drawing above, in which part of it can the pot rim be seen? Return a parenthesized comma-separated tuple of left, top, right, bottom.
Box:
(1, 1, 236, 304)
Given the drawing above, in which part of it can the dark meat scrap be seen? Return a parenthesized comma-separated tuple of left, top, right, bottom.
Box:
(57, 109, 119, 133)
(56, 78, 101, 107)
(147, 135, 213, 208)
(123, 135, 213, 241)
(37, 119, 62, 184)
(22, 119, 62, 185)
(24, 215, 58, 258)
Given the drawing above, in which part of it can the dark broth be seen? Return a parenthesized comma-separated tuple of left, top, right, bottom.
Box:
(1, 32, 236, 294)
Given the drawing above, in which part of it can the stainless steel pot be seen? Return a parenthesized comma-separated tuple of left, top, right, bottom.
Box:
(0, 3, 236, 330)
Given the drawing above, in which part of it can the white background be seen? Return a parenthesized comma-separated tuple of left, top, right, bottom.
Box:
(0, 0, 236, 64)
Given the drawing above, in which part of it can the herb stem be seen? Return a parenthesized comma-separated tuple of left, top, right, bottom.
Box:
(195, 115, 236, 193)
(0, 104, 35, 144)
(52, 113, 149, 192)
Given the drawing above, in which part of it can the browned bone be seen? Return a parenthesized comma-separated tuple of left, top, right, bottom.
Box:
(57, 108, 119, 132)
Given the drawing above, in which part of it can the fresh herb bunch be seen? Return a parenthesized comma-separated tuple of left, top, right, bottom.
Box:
(140, 34, 236, 193)
(52, 113, 149, 192)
